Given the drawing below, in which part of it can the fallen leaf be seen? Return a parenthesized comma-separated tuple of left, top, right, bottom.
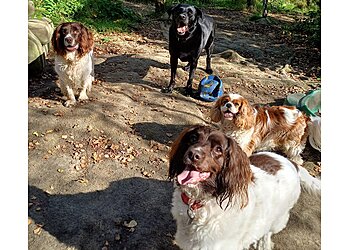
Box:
(123, 220, 137, 228)
(115, 233, 121, 241)
(33, 226, 42, 235)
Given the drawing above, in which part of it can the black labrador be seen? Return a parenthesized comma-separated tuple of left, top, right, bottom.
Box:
(162, 4, 215, 96)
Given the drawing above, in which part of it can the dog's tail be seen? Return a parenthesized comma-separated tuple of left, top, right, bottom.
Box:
(307, 116, 321, 152)
(298, 165, 321, 196)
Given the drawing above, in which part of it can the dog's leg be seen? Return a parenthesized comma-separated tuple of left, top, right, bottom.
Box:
(64, 85, 76, 107)
(185, 59, 198, 96)
(78, 76, 92, 101)
(257, 232, 273, 250)
(162, 55, 178, 93)
(205, 33, 214, 74)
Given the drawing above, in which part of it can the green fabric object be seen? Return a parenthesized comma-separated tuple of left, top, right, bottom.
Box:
(284, 89, 321, 117)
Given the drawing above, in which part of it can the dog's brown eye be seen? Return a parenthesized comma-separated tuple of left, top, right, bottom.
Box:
(214, 145, 223, 154)
(188, 134, 198, 144)
(234, 103, 239, 107)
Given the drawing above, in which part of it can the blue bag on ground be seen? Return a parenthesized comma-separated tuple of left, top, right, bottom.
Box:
(198, 75, 224, 102)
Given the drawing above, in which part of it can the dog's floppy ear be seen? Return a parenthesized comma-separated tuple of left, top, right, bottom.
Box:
(78, 23, 94, 57)
(235, 98, 256, 130)
(195, 7, 203, 19)
(209, 96, 223, 123)
(215, 136, 252, 210)
(51, 23, 64, 54)
(168, 125, 203, 179)
(167, 4, 179, 19)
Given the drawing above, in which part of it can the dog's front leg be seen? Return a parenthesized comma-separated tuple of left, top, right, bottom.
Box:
(78, 76, 92, 101)
(205, 33, 214, 74)
(162, 55, 178, 93)
(185, 59, 198, 96)
(64, 85, 76, 107)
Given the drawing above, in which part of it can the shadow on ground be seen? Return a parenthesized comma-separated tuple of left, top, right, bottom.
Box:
(133, 122, 187, 144)
(29, 177, 178, 249)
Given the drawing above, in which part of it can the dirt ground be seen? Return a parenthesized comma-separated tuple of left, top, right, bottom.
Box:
(28, 2, 321, 250)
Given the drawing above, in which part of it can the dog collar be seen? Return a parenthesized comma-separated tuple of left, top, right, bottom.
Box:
(181, 192, 203, 210)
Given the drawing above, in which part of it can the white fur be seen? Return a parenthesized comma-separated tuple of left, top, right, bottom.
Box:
(171, 152, 320, 250)
(282, 107, 302, 125)
(54, 50, 94, 107)
(307, 116, 321, 152)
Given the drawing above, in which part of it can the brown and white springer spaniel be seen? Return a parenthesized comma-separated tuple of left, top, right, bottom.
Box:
(169, 125, 320, 250)
(51, 22, 94, 107)
(209, 93, 321, 165)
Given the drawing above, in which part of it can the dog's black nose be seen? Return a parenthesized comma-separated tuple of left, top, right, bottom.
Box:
(65, 37, 73, 44)
(187, 148, 203, 163)
(179, 13, 186, 19)
(226, 103, 232, 108)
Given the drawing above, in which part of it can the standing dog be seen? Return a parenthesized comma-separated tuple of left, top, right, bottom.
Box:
(209, 93, 321, 165)
(51, 22, 94, 107)
(163, 4, 215, 96)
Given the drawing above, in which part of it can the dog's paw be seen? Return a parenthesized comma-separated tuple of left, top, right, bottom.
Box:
(64, 99, 76, 107)
(161, 87, 173, 93)
(78, 93, 89, 101)
(205, 68, 213, 74)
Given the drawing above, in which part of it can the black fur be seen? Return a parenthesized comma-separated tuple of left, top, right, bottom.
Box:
(162, 4, 215, 96)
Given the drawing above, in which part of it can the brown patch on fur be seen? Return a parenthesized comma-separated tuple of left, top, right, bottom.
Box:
(249, 154, 282, 175)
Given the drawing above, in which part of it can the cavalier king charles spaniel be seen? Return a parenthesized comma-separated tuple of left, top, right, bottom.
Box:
(209, 93, 321, 165)
(169, 125, 320, 250)
(52, 22, 94, 107)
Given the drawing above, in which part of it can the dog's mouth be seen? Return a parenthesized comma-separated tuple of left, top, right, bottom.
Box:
(65, 44, 79, 52)
(177, 25, 189, 36)
(177, 166, 211, 185)
(223, 110, 234, 120)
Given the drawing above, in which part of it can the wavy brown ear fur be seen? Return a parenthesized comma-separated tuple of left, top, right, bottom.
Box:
(234, 98, 256, 130)
(209, 97, 223, 123)
(168, 126, 199, 179)
(216, 136, 253, 209)
(51, 23, 64, 55)
(78, 24, 94, 58)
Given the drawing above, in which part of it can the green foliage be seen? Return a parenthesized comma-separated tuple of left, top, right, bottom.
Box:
(32, 0, 84, 23)
(32, 0, 140, 32)
(268, 0, 320, 14)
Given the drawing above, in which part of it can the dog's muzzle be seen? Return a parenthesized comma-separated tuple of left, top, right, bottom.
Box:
(64, 35, 79, 51)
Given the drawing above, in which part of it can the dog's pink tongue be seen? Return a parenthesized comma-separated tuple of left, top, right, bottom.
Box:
(177, 169, 210, 185)
(66, 44, 79, 51)
(177, 26, 188, 34)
